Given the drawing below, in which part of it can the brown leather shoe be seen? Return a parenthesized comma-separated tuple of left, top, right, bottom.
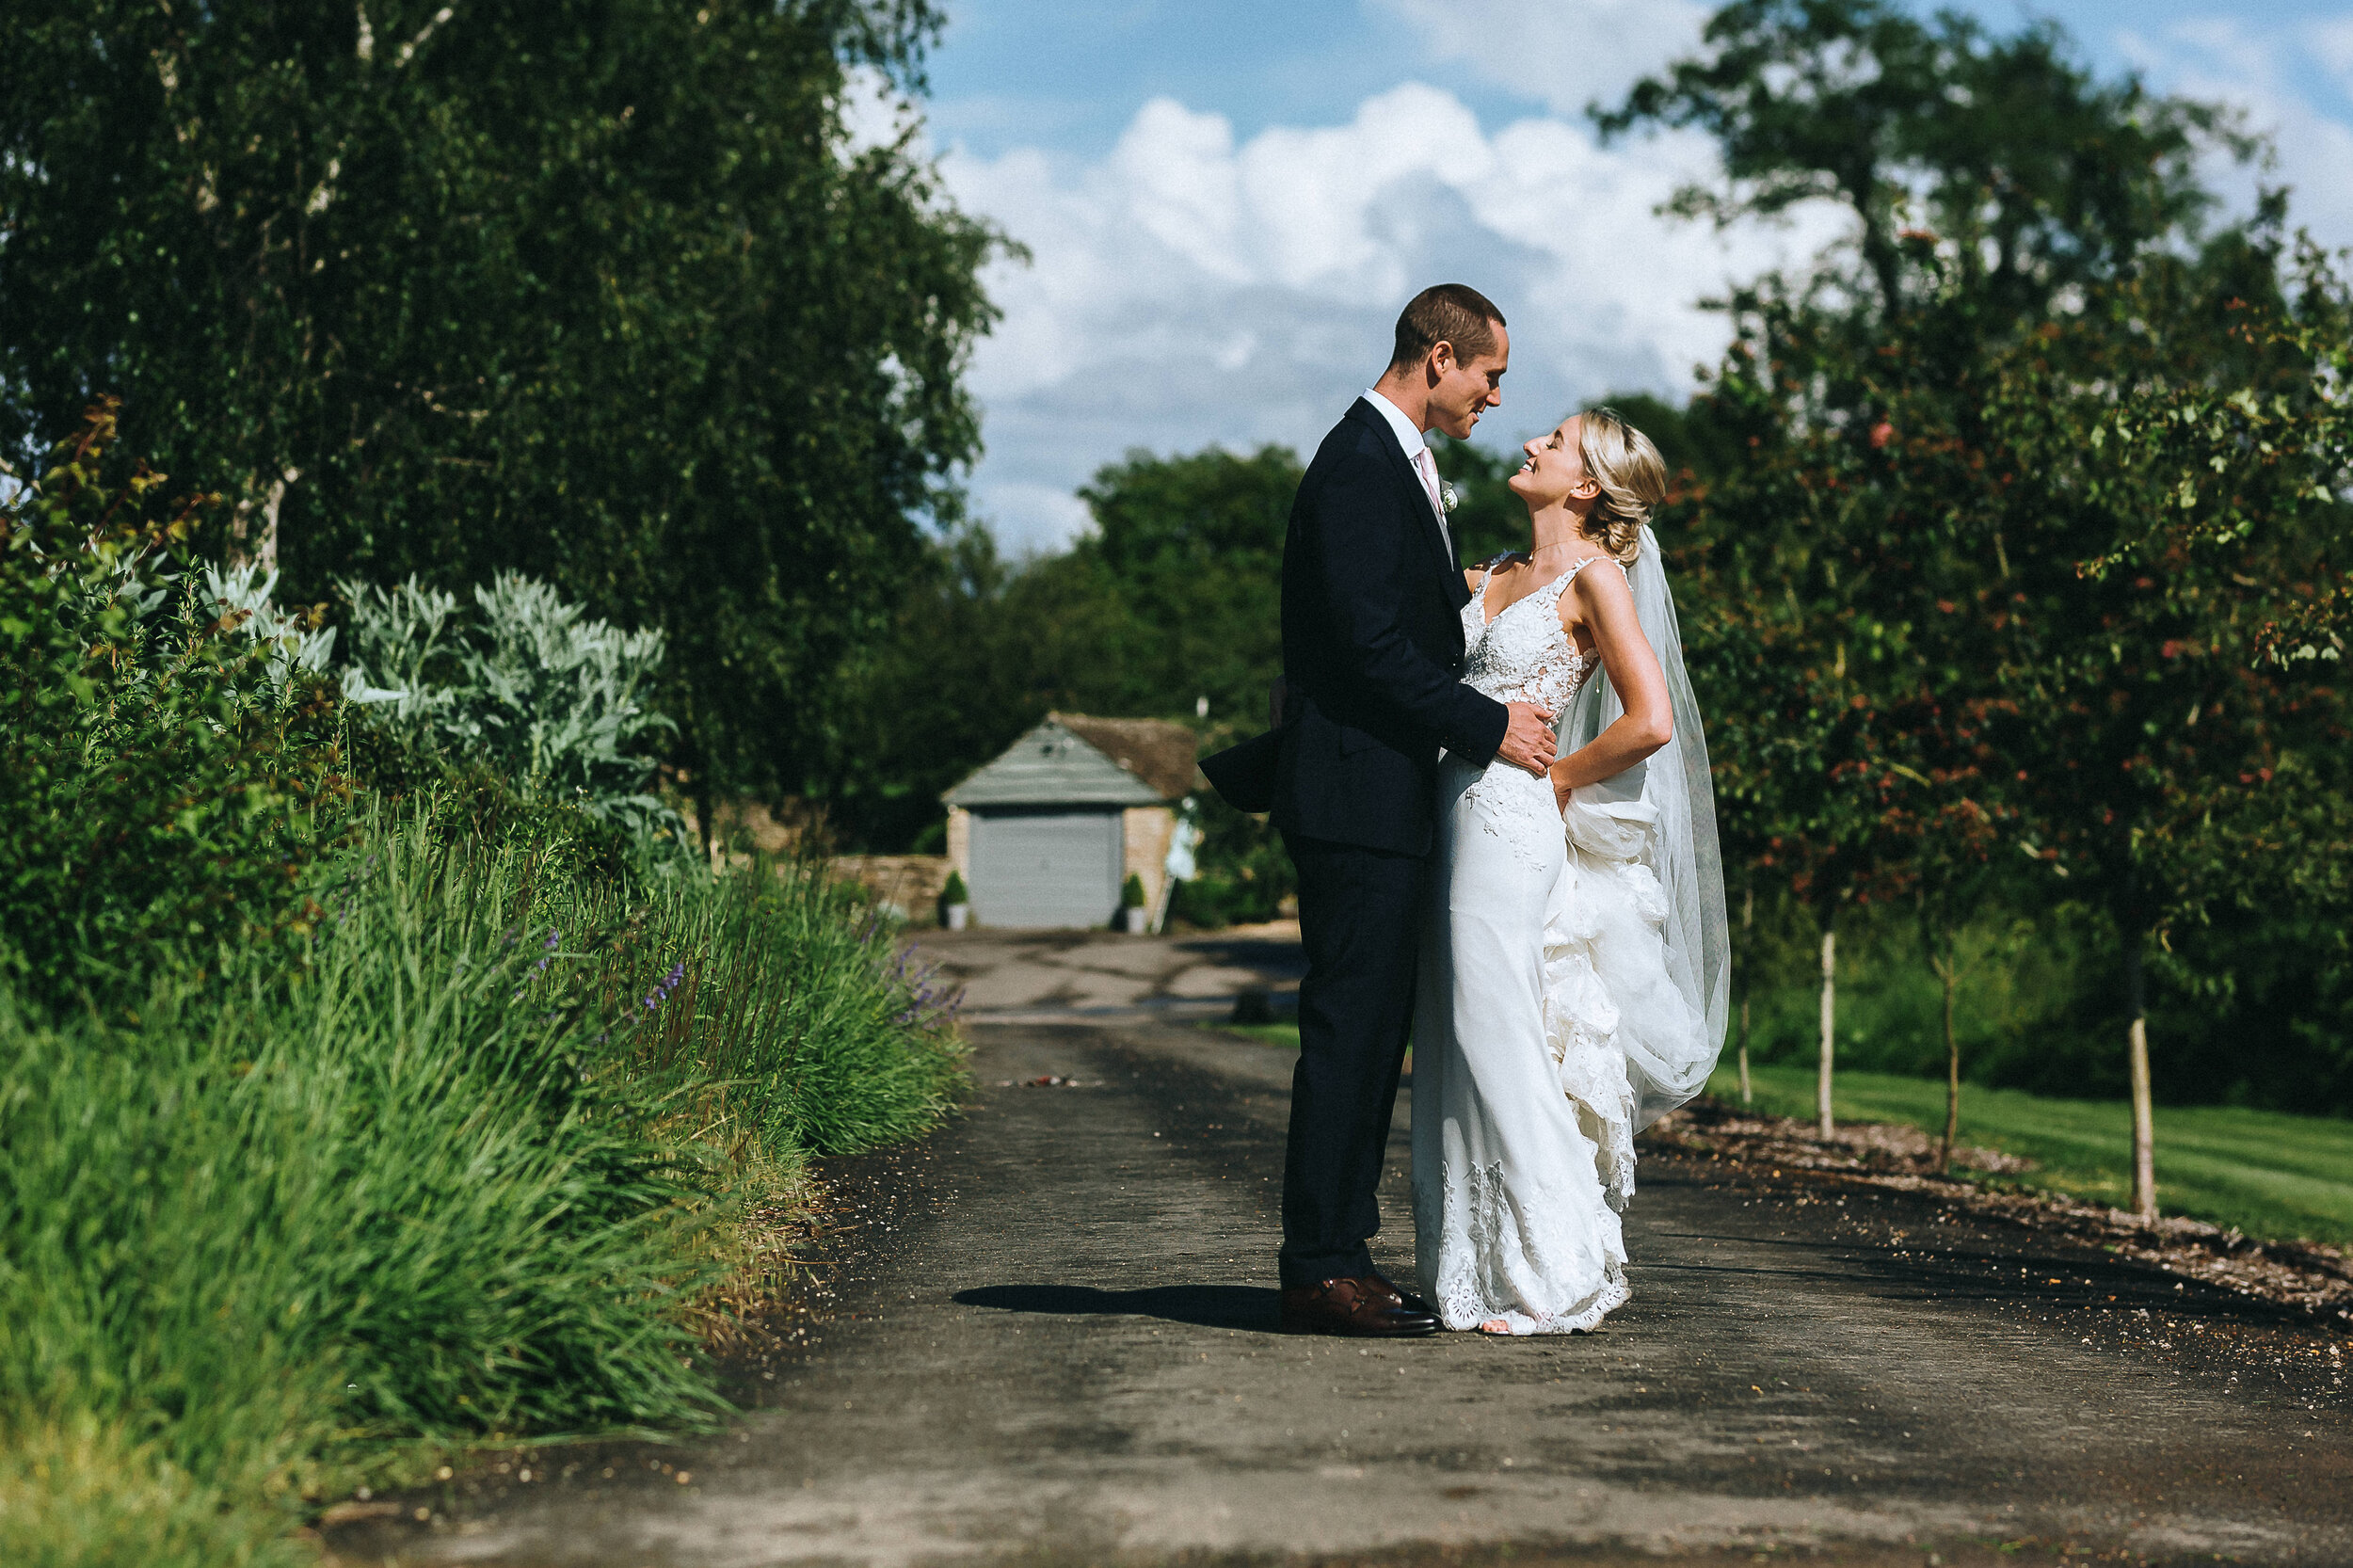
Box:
(1367, 1272, 1432, 1316)
(1280, 1276, 1440, 1337)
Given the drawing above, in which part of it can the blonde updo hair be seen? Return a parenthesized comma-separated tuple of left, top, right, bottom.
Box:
(1575, 406, 1668, 566)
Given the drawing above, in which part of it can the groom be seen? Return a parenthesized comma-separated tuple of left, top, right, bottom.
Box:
(1269, 284, 1557, 1336)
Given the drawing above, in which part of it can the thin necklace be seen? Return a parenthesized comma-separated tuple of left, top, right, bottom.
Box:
(1529, 541, 1590, 561)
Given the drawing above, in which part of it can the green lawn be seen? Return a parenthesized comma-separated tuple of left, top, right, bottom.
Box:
(1223, 1023, 1303, 1050)
(1208, 1025, 2353, 1246)
(1718, 1061, 2353, 1247)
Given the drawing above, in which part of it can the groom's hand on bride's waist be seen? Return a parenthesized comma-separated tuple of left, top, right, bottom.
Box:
(1498, 701, 1557, 777)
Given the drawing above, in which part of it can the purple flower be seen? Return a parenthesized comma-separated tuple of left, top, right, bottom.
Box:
(545, 928, 561, 950)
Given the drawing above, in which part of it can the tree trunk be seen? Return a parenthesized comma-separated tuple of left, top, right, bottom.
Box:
(1737, 887, 1754, 1106)
(1817, 917, 1836, 1140)
(229, 466, 297, 570)
(1937, 936, 1960, 1175)
(2126, 936, 2157, 1222)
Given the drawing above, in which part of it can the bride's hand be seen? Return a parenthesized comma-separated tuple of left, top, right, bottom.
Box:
(1550, 759, 1574, 816)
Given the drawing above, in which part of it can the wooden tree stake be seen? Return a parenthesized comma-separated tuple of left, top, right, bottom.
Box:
(1938, 946, 1961, 1175)
(2129, 1016, 2157, 1222)
(1817, 921, 1836, 1140)
(1737, 887, 1754, 1106)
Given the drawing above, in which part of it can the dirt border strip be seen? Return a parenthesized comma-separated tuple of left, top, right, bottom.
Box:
(1648, 1097, 2353, 1332)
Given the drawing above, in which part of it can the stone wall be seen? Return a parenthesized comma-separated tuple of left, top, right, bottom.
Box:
(827, 855, 954, 924)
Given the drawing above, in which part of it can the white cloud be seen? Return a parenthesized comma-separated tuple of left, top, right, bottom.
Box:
(938, 8, 2353, 558)
(1372, 0, 1710, 117)
(2306, 17, 2353, 92)
(972, 481, 1094, 559)
(942, 82, 1843, 552)
(840, 65, 919, 153)
(2116, 17, 2353, 257)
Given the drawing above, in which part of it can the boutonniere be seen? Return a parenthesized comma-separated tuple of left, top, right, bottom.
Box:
(1439, 478, 1460, 515)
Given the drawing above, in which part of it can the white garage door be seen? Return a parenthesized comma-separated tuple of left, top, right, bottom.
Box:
(968, 809, 1124, 929)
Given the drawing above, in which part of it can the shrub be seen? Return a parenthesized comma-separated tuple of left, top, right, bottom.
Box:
(1167, 792, 1292, 929)
(0, 789, 969, 1561)
(0, 402, 348, 1013)
(0, 412, 968, 1566)
(340, 571, 684, 841)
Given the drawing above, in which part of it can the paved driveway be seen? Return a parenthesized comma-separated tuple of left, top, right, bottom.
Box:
(910, 922, 1305, 1025)
(335, 1021, 2353, 1568)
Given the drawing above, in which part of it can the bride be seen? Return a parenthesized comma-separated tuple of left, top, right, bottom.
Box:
(1411, 407, 1729, 1336)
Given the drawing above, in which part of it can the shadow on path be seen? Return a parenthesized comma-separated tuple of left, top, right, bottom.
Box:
(956, 1282, 1281, 1334)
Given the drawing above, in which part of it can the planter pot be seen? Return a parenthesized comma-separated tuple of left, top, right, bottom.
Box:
(1122, 906, 1149, 936)
(945, 903, 970, 932)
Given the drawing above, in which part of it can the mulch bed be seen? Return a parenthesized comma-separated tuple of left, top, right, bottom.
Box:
(1646, 1096, 2353, 1332)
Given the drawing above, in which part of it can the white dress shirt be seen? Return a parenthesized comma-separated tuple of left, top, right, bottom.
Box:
(1363, 387, 1453, 564)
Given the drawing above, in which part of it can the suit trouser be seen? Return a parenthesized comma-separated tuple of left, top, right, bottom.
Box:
(1278, 832, 1431, 1288)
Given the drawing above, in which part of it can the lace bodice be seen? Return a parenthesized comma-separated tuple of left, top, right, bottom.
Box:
(1460, 555, 1605, 714)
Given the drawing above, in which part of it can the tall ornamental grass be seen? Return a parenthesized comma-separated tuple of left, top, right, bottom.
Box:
(0, 799, 965, 1567)
(623, 859, 968, 1159)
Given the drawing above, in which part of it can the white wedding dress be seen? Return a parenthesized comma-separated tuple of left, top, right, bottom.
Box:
(1411, 554, 1715, 1335)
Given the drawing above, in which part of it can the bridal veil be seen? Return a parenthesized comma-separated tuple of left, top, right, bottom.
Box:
(1561, 524, 1730, 1126)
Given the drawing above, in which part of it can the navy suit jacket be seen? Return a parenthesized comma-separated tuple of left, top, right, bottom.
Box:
(1272, 398, 1511, 856)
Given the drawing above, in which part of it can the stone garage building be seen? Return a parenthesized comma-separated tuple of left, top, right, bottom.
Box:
(943, 713, 1198, 930)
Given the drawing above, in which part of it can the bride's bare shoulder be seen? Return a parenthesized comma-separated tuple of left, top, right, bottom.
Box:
(1557, 552, 1636, 632)
(1466, 552, 1523, 590)
(1571, 553, 1636, 604)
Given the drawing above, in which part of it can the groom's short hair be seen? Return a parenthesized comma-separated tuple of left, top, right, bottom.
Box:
(1388, 284, 1506, 373)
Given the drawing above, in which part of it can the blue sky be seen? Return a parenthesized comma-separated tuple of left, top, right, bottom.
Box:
(894, 2, 2353, 551)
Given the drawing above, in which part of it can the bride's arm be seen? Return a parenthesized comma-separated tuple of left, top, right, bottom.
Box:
(1548, 563, 1672, 805)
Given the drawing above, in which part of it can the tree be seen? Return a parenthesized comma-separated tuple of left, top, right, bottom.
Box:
(1604, 0, 2319, 1179)
(1599, 0, 2239, 323)
(1666, 410, 1925, 1139)
(1973, 248, 2353, 1217)
(820, 446, 1301, 854)
(818, 524, 1119, 852)
(1069, 445, 1299, 725)
(1907, 807, 2014, 1171)
(2084, 242, 2353, 672)
(0, 0, 1001, 810)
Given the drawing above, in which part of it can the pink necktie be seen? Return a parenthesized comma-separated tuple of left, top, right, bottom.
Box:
(1411, 447, 1441, 512)
(1412, 448, 1453, 560)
